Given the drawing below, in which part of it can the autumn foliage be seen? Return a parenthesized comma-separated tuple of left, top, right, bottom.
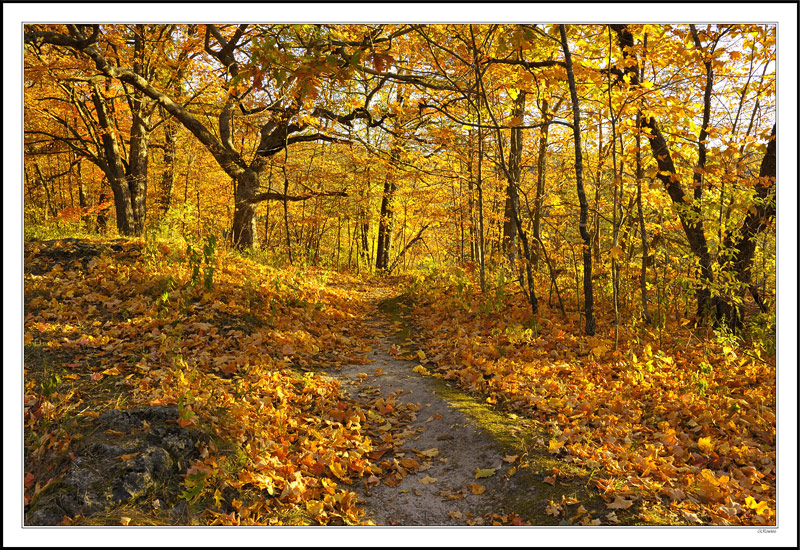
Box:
(22, 23, 778, 527)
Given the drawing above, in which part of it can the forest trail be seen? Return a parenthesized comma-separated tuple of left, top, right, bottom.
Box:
(333, 314, 524, 525)
(322, 285, 560, 526)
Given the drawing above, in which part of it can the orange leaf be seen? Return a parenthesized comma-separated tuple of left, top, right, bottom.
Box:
(468, 483, 486, 495)
(116, 452, 141, 461)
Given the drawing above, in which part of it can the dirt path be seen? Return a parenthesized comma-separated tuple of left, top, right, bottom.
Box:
(330, 312, 532, 526)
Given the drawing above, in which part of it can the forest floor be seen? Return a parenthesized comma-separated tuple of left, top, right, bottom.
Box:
(21, 237, 776, 527)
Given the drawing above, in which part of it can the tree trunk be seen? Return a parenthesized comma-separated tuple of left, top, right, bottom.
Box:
(375, 148, 399, 270)
(531, 99, 551, 268)
(91, 85, 137, 236)
(560, 24, 596, 336)
(128, 106, 149, 235)
(716, 125, 776, 329)
(612, 24, 716, 321)
(635, 112, 652, 324)
(232, 169, 260, 249)
(502, 90, 525, 262)
(159, 114, 177, 215)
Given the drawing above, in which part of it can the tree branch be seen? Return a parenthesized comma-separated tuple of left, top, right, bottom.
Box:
(244, 189, 348, 205)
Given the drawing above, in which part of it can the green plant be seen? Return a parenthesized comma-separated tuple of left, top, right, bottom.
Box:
(185, 234, 218, 291)
(154, 275, 177, 317)
(691, 361, 714, 396)
(40, 369, 61, 399)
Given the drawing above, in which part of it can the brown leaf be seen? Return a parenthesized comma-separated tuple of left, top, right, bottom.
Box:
(606, 495, 635, 510)
(399, 457, 420, 469)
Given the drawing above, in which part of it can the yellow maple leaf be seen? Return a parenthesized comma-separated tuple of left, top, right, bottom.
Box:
(698, 436, 714, 453)
(306, 500, 325, 516)
(328, 460, 347, 479)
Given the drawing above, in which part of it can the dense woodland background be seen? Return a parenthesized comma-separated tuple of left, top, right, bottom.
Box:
(22, 23, 777, 334)
(13, 17, 795, 536)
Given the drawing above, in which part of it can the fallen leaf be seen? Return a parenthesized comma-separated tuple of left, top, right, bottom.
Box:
(117, 452, 141, 461)
(680, 509, 703, 524)
(698, 436, 714, 454)
(306, 500, 324, 516)
(543, 475, 556, 486)
(419, 476, 437, 484)
(448, 510, 462, 519)
(468, 483, 486, 495)
(605, 511, 620, 524)
(474, 467, 497, 479)
(606, 495, 635, 510)
(119, 516, 131, 526)
(415, 448, 439, 458)
(502, 454, 519, 463)
(399, 457, 420, 469)
(545, 501, 562, 517)
(365, 475, 380, 488)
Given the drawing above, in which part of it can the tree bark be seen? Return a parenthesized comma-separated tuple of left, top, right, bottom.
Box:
(502, 90, 525, 262)
(375, 149, 398, 270)
(612, 24, 716, 321)
(716, 125, 776, 329)
(159, 113, 178, 215)
(90, 85, 137, 236)
(531, 98, 555, 268)
(560, 24, 596, 335)
(635, 112, 652, 324)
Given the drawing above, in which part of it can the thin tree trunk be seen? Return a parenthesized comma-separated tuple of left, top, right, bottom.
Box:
(560, 24, 596, 335)
(375, 148, 398, 270)
(635, 112, 652, 324)
(531, 99, 551, 268)
(503, 90, 525, 263)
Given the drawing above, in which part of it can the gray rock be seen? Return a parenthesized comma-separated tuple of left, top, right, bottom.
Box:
(25, 407, 202, 525)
